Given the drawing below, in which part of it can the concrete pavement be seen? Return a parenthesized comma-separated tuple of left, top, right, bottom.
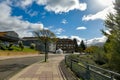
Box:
(9, 54, 65, 80)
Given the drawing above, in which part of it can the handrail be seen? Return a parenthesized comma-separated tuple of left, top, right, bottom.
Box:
(65, 55, 120, 80)
(88, 63, 120, 76)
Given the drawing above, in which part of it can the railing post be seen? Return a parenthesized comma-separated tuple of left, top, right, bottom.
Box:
(86, 64, 90, 80)
(65, 55, 67, 64)
(70, 59, 73, 71)
(110, 73, 114, 80)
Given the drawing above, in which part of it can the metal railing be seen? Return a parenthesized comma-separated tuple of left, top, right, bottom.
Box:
(65, 55, 120, 80)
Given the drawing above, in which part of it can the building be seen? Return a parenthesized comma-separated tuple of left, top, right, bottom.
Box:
(49, 42, 56, 53)
(22, 37, 75, 53)
(56, 39, 75, 53)
(22, 37, 45, 51)
(22, 37, 38, 46)
(0, 31, 19, 42)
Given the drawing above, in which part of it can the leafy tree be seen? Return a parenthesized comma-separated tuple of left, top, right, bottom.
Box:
(34, 29, 56, 62)
(84, 46, 96, 54)
(102, 0, 120, 72)
(0, 40, 6, 50)
(18, 41, 24, 51)
(92, 46, 107, 65)
(78, 40, 86, 53)
(73, 38, 78, 52)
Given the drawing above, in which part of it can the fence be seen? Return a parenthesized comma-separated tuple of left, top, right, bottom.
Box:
(65, 55, 120, 80)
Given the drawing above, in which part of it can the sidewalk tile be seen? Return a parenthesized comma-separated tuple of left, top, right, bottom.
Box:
(32, 78, 39, 80)
(9, 54, 65, 80)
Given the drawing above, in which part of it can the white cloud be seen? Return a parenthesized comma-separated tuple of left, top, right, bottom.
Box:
(54, 28, 64, 34)
(57, 35, 107, 46)
(57, 35, 84, 45)
(30, 23, 43, 30)
(70, 36, 107, 46)
(82, 0, 115, 21)
(70, 35, 85, 45)
(87, 36, 107, 46)
(76, 26, 87, 30)
(0, 2, 43, 38)
(57, 35, 68, 39)
(3, 0, 87, 14)
(66, 35, 107, 46)
(36, 0, 47, 5)
(61, 19, 68, 24)
(36, 0, 87, 14)
(17, 31, 34, 38)
(19, 0, 34, 8)
(96, 0, 114, 7)
(25, 9, 38, 17)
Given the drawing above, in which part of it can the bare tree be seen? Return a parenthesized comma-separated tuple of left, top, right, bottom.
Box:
(34, 29, 56, 62)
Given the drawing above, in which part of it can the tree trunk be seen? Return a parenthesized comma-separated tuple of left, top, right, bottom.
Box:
(44, 42, 48, 62)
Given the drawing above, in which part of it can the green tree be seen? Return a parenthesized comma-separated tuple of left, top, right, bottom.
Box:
(78, 40, 86, 53)
(102, 0, 120, 72)
(73, 38, 78, 52)
(34, 29, 56, 62)
(18, 41, 24, 51)
(84, 46, 96, 54)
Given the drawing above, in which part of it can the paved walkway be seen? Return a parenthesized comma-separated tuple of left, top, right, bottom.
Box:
(9, 54, 65, 80)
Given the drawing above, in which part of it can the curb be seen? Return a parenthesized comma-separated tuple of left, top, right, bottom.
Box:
(59, 61, 67, 80)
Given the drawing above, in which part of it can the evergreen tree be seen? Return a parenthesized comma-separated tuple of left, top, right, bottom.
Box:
(73, 38, 78, 52)
(79, 40, 86, 53)
(102, 0, 120, 72)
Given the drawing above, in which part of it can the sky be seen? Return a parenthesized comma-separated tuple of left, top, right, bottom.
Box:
(0, 0, 115, 45)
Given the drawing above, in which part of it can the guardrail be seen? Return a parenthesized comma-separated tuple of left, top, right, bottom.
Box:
(65, 55, 120, 80)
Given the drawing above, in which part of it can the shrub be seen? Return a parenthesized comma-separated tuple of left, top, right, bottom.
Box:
(30, 43, 36, 49)
(0, 44, 6, 50)
(18, 41, 24, 51)
(92, 46, 108, 65)
(0, 41, 6, 50)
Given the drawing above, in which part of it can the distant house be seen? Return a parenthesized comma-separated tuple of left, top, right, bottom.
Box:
(0, 31, 19, 42)
(22, 37, 38, 46)
(22, 37, 45, 51)
(56, 39, 75, 53)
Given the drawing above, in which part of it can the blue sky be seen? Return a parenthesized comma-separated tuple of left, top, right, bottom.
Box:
(0, 0, 115, 45)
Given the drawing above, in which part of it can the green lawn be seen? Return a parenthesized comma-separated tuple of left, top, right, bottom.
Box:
(0, 46, 39, 56)
(11, 46, 38, 52)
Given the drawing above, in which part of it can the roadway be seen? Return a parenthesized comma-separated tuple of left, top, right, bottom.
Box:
(0, 54, 60, 80)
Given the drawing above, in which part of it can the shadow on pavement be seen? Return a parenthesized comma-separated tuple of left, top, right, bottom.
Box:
(0, 64, 28, 80)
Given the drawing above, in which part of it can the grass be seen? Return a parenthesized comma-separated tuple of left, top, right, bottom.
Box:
(79, 54, 97, 66)
(66, 54, 120, 80)
(67, 54, 96, 65)
(65, 54, 104, 80)
(0, 46, 39, 56)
